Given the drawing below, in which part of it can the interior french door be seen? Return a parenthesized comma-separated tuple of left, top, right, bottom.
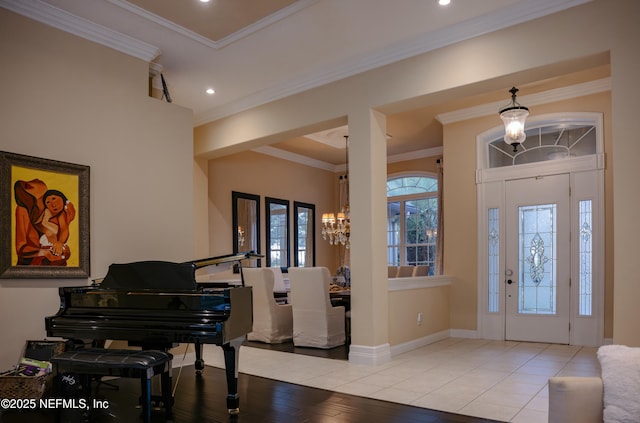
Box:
(505, 174, 570, 344)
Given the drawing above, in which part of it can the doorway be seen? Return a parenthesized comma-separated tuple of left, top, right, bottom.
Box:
(476, 112, 605, 346)
(505, 174, 570, 343)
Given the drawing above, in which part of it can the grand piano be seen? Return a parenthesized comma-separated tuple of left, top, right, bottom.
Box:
(45, 252, 258, 414)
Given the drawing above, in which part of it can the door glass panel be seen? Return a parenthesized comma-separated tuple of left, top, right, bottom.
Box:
(488, 208, 499, 313)
(579, 200, 593, 316)
(519, 203, 557, 315)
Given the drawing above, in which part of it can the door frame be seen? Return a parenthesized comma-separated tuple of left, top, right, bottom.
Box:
(476, 113, 605, 346)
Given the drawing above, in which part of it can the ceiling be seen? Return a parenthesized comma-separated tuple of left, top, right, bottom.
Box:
(2, 0, 604, 167)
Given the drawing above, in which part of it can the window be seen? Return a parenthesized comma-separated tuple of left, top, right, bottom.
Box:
(293, 201, 315, 267)
(488, 123, 597, 168)
(387, 175, 438, 275)
(266, 197, 290, 268)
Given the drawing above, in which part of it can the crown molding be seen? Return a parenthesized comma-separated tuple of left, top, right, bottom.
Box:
(107, 0, 319, 50)
(435, 77, 611, 125)
(194, 0, 592, 125)
(253, 145, 443, 172)
(148, 62, 163, 77)
(0, 0, 161, 62)
(388, 147, 443, 164)
(252, 146, 337, 172)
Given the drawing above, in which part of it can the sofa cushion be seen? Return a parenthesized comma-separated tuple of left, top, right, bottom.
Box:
(597, 345, 640, 423)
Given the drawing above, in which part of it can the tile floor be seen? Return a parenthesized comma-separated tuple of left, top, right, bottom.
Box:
(202, 338, 601, 423)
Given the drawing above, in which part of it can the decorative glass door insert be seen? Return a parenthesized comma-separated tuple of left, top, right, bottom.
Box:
(518, 204, 557, 315)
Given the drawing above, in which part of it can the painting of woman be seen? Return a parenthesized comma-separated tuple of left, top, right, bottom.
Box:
(13, 179, 75, 266)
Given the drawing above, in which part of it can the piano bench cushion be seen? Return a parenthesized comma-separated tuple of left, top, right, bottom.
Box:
(51, 349, 172, 376)
(51, 348, 173, 423)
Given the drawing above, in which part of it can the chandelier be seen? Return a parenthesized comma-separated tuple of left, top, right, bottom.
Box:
(237, 226, 245, 247)
(499, 86, 529, 152)
(322, 135, 350, 249)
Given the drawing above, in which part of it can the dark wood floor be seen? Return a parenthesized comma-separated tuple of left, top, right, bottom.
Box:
(0, 364, 505, 423)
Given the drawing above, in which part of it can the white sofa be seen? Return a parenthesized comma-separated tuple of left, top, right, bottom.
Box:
(548, 376, 603, 423)
(548, 345, 640, 423)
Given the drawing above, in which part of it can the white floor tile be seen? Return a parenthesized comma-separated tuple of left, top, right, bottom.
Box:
(203, 338, 601, 422)
(411, 390, 477, 413)
(511, 407, 548, 423)
(460, 399, 521, 421)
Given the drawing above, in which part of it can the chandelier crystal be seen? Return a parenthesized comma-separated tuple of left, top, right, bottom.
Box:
(322, 136, 350, 249)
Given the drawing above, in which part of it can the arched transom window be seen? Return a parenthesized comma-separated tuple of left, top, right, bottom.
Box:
(488, 121, 598, 168)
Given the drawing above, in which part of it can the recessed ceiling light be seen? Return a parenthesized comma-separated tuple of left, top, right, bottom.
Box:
(438, 0, 451, 5)
(199, 0, 210, 3)
(206, 88, 215, 95)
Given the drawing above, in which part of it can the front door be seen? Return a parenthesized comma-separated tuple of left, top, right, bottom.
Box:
(505, 174, 570, 344)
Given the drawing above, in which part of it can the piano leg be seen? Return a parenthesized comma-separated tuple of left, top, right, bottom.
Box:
(222, 336, 244, 415)
(194, 340, 205, 374)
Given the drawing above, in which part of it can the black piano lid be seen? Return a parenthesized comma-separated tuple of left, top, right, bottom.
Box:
(99, 253, 263, 291)
(101, 261, 196, 291)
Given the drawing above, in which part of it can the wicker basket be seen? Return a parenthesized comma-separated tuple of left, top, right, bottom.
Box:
(0, 340, 65, 400)
(0, 373, 52, 400)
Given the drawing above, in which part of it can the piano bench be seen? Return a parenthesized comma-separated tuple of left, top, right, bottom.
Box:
(51, 348, 173, 423)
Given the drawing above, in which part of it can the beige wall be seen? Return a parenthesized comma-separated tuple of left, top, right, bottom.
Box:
(0, 10, 194, 369)
(608, 3, 640, 345)
(387, 156, 441, 177)
(388, 286, 450, 345)
(196, 0, 640, 347)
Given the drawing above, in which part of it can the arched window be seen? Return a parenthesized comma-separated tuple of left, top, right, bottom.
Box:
(477, 112, 603, 172)
(387, 174, 438, 275)
(488, 123, 597, 168)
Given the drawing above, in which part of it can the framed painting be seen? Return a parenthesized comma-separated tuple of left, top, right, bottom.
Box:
(0, 151, 90, 278)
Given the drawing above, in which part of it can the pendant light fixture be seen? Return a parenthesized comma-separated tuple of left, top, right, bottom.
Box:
(499, 86, 529, 152)
(321, 135, 350, 249)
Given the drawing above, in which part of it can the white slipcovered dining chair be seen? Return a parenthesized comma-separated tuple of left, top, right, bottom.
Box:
(242, 268, 293, 344)
(388, 266, 398, 278)
(397, 265, 415, 277)
(288, 267, 345, 349)
(270, 267, 288, 304)
(412, 265, 429, 276)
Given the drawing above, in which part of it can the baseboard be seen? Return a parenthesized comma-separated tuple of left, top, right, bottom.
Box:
(348, 343, 391, 365)
(449, 329, 479, 339)
(389, 330, 450, 356)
